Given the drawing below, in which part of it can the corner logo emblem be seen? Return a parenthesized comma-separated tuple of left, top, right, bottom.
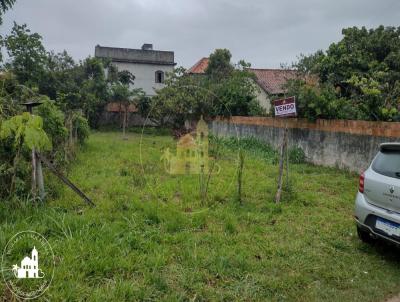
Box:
(2, 231, 55, 300)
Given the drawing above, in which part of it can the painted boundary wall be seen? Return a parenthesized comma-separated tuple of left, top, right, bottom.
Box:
(210, 116, 400, 172)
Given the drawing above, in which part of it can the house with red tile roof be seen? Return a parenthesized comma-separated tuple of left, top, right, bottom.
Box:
(187, 58, 299, 113)
(187, 58, 209, 74)
(246, 68, 298, 112)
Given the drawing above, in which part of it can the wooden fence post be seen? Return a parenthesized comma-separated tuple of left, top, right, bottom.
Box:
(275, 126, 288, 203)
(31, 147, 37, 197)
(36, 153, 45, 201)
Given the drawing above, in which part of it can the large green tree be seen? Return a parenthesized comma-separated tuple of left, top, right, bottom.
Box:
(146, 49, 263, 129)
(4, 22, 47, 86)
(291, 26, 400, 121)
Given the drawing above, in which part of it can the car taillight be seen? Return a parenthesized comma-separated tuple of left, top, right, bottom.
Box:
(359, 172, 365, 193)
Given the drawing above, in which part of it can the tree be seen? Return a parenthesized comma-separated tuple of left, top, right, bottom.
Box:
(0, 0, 16, 62)
(39, 50, 77, 100)
(49, 56, 108, 128)
(118, 70, 135, 85)
(149, 67, 215, 128)
(110, 72, 144, 139)
(205, 48, 234, 79)
(147, 51, 263, 129)
(209, 64, 263, 116)
(0, 0, 16, 25)
(290, 26, 400, 121)
(4, 23, 47, 86)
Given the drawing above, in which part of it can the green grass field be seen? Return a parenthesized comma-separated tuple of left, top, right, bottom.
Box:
(1, 131, 400, 301)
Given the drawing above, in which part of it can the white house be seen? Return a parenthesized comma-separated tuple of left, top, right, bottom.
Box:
(95, 44, 176, 97)
(13, 247, 39, 279)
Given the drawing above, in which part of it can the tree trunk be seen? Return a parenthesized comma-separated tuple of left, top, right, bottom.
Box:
(275, 127, 288, 203)
(69, 115, 74, 147)
(31, 148, 37, 198)
(36, 154, 45, 201)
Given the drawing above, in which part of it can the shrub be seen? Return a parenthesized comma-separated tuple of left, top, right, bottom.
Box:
(74, 113, 90, 144)
(35, 97, 68, 147)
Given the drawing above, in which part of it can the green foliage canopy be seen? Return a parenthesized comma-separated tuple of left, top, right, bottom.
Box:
(0, 112, 51, 152)
(146, 49, 264, 128)
(291, 26, 400, 121)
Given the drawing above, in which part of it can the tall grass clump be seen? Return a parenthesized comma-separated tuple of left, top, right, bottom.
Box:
(210, 135, 278, 163)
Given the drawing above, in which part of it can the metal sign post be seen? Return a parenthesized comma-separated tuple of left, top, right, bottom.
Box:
(273, 97, 297, 203)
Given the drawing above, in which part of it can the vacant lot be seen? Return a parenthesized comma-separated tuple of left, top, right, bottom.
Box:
(1, 131, 399, 301)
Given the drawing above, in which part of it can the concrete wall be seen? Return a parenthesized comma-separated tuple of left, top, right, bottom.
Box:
(112, 61, 173, 96)
(210, 117, 400, 173)
(95, 46, 175, 65)
(95, 45, 175, 96)
(98, 111, 155, 127)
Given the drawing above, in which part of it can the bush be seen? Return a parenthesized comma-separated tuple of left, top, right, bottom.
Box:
(74, 113, 90, 144)
(35, 97, 68, 147)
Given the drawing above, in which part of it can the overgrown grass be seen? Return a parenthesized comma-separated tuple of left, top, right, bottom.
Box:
(1, 132, 399, 301)
(211, 135, 306, 164)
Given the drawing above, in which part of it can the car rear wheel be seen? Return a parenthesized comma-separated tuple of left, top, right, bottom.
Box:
(357, 226, 376, 244)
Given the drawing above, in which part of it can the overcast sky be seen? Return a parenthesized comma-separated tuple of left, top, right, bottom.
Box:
(1, 0, 400, 69)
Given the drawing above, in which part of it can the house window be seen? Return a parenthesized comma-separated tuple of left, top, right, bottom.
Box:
(155, 71, 164, 83)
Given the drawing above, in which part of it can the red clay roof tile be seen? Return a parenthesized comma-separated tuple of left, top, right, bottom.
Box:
(187, 57, 209, 74)
(188, 58, 302, 95)
(247, 68, 298, 95)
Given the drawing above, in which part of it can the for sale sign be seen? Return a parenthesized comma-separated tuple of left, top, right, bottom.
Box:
(274, 97, 297, 117)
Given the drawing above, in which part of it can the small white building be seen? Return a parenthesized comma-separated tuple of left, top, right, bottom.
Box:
(14, 247, 39, 278)
(95, 44, 176, 96)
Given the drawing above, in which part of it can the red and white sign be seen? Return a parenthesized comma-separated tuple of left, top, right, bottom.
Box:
(274, 97, 297, 117)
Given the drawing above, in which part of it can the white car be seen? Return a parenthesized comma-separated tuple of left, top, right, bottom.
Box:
(354, 143, 400, 245)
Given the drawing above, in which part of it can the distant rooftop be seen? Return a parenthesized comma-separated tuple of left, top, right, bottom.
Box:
(247, 68, 299, 95)
(188, 57, 300, 95)
(187, 57, 209, 74)
(95, 44, 175, 66)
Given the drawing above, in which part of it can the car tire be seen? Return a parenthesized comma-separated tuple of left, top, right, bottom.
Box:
(357, 226, 375, 244)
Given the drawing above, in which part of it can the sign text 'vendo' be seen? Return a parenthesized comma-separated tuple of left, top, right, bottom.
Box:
(274, 97, 297, 117)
